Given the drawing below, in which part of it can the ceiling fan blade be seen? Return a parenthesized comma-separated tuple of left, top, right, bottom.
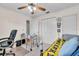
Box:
(18, 6, 27, 9)
(36, 5, 46, 11)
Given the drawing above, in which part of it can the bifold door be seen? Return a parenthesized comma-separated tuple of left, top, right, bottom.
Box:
(40, 17, 57, 44)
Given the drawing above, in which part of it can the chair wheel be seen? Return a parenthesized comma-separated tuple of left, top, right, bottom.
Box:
(13, 53, 15, 56)
(10, 51, 12, 53)
(30, 49, 32, 51)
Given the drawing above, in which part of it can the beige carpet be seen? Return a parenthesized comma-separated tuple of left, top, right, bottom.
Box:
(11, 47, 29, 56)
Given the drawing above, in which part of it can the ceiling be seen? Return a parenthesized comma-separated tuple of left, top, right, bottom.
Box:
(0, 3, 79, 18)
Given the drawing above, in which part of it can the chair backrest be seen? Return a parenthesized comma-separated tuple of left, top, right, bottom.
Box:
(7, 30, 17, 47)
(9, 30, 17, 40)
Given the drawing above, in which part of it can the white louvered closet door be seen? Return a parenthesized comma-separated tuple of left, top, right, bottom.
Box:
(41, 18, 57, 44)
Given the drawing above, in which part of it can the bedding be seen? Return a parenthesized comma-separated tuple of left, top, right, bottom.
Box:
(58, 37, 79, 56)
(72, 47, 79, 56)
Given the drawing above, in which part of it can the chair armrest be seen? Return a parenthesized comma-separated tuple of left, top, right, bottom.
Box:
(0, 37, 9, 40)
(0, 37, 9, 42)
(0, 40, 15, 48)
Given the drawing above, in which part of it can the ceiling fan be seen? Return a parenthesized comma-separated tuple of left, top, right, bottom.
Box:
(18, 3, 49, 14)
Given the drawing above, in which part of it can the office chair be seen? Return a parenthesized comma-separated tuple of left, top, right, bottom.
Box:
(0, 30, 17, 56)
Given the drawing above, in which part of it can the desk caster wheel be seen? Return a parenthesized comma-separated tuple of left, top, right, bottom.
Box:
(13, 53, 15, 56)
(40, 50, 43, 52)
(10, 51, 15, 56)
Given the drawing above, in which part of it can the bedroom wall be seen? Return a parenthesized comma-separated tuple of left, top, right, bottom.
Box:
(0, 7, 28, 41)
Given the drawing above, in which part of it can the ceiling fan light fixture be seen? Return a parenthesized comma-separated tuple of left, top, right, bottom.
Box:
(28, 5, 36, 14)
(28, 6, 36, 11)
(33, 7, 36, 10)
(28, 6, 32, 11)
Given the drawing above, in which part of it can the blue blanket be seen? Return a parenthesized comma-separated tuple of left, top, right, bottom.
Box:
(72, 47, 79, 56)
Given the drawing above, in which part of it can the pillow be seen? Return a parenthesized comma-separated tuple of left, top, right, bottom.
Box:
(58, 37, 79, 56)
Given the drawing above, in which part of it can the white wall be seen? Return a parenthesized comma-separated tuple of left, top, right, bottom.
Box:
(30, 5, 79, 44)
(0, 7, 28, 41)
(62, 15, 77, 34)
(30, 19, 38, 35)
(37, 5, 79, 34)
